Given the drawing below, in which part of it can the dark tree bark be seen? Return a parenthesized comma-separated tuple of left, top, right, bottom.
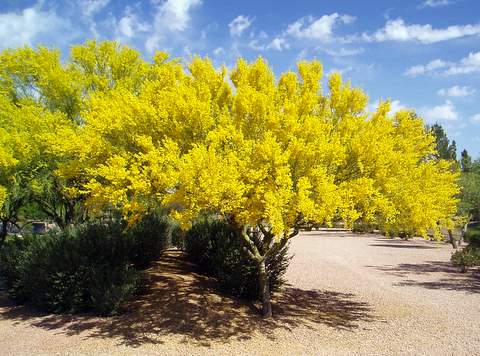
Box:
(0, 220, 8, 247)
(448, 229, 458, 249)
(258, 259, 272, 318)
(240, 222, 299, 318)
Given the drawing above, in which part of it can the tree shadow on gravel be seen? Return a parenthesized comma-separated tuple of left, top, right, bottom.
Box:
(369, 238, 444, 250)
(369, 244, 437, 249)
(0, 250, 377, 347)
(371, 261, 480, 293)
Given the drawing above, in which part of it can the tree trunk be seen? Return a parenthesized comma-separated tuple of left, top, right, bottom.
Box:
(0, 220, 8, 247)
(258, 259, 272, 318)
(448, 229, 458, 249)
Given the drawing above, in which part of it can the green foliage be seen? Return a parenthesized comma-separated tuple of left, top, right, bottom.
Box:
(352, 221, 376, 234)
(0, 216, 171, 315)
(451, 246, 480, 272)
(185, 217, 290, 300)
(126, 211, 171, 269)
(464, 223, 480, 246)
(170, 221, 186, 251)
(0, 222, 139, 314)
(458, 173, 480, 221)
(430, 123, 457, 161)
(451, 223, 480, 272)
(460, 149, 473, 173)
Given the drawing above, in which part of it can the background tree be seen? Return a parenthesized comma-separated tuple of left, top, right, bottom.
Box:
(458, 161, 480, 221)
(430, 123, 457, 160)
(0, 41, 149, 230)
(460, 149, 473, 173)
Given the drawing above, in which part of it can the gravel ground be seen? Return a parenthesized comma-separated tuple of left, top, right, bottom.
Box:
(1, 230, 479, 355)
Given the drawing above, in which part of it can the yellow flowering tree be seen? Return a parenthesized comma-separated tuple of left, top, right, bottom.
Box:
(0, 41, 153, 231)
(0, 41, 459, 316)
(78, 48, 458, 317)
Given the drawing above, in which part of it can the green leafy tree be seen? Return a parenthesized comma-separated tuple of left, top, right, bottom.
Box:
(460, 149, 473, 173)
(459, 172, 480, 221)
(430, 123, 457, 160)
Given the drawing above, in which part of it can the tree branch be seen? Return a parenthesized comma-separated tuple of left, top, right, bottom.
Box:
(241, 225, 262, 261)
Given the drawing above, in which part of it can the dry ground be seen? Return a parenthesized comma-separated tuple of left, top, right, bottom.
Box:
(0, 230, 479, 355)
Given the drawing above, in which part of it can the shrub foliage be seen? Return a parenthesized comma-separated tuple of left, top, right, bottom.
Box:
(185, 217, 290, 300)
(0, 215, 170, 315)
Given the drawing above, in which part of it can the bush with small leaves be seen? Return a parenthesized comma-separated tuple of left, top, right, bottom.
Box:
(451, 246, 480, 272)
(126, 211, 171, 269)
(0, 221, 143, 315)
(185, 217, 291, 300)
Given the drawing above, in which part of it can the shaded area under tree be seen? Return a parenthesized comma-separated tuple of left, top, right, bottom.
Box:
(0, 250, 377, 347)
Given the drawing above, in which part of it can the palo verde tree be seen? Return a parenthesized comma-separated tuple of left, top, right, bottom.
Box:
(77, 46, 459, 317)
(0, 46, 85, 230)
(0, 41, 150, 230)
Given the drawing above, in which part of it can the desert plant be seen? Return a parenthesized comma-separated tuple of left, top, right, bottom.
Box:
(0, 221, 140, 315)
(185, 217, 291, 300)
(126, 211, 171, 269)
(451, 246, 480, 272)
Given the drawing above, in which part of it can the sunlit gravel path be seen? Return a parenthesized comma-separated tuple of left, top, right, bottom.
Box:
(1, 230, 479, 355)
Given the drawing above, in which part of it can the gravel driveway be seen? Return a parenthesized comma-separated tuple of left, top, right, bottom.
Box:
(1, 230, 479, 355)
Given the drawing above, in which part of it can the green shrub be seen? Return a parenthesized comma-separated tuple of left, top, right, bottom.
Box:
(126, 211, 171, 269)
(185, 217, 290, 300)
(451, 246, 480, 272)
(352, 221, 376, 234)
(464, 224, 480, 247)
(170, 222, 186, 251)
(0, 221, 140, 315)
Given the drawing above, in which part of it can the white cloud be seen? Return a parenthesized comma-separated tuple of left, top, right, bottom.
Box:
(267, 37, 290, 51)
(471, 114, 480, 123)
(404, 59, 447, 76)
(117, 8, 149, 38)
(324, 47, 364, 57)
(389, 100, 407, 114)
(0, 5, 67, 48)
(229, 15, 253, 37)
(364, 18, 480, 43)
(419, 0, 454, 8)
(327, 66, 353, 76)
(445, 51, 480, 75)
(469, 114, 480, 125)
(258, 31, 268, 39)
(248, 39, 265, 51)
(146, 0, 202, 53)
(406, 51, 480, 76)
(157, 0, 201, 32)
(438, 85, 475, 97)
(213, 47, 225, 56)
(420, 100, 459, 123)
(286, 13, 355, 42)
(80, 0, 110, 18)
(369, 100, 408, 115)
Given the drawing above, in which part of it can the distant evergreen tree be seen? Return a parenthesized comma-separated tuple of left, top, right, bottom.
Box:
(460, 149, 473, 173)
(430, 123, 457, 160)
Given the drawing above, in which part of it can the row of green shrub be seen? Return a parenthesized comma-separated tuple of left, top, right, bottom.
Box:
(0, 212, 171, 315)
(180, 217, 290, 300)
(1, 213, 292, 314)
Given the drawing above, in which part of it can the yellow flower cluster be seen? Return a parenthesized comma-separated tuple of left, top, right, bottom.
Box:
(0, 41, 459, 239)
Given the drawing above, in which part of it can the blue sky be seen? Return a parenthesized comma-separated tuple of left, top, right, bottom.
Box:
(1, 0, 480, 157)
